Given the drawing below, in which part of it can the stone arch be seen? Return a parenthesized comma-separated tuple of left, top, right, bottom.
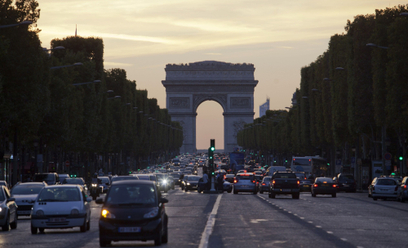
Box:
(162, 60, 258, 153)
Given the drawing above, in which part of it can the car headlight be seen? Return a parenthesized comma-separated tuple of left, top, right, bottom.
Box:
(162, 179, 168, 185)
(92, 184, 97, 187)
(143, 208, 158, 219)
(71, 209, 80, 216)
(101, 209, 116, 219)
(36, 210, 44, 217)
(187, 182, 190, 185)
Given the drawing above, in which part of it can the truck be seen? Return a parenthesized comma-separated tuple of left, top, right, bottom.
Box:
(229, 152, 245, 174)
(269, 171, 300, 199)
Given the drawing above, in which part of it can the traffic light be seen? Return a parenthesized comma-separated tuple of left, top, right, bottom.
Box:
(399, 156, 403, 161)
(209, 139, 215, 175)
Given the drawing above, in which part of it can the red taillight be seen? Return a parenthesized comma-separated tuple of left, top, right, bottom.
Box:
(224, 175, 226, 179)
(404, 185, 407, 189)
(252, 180, 256, 184)
(313, 184, 318, 187)
(297, 180, 300, 185)
(272, 180, 276, 184)
(233, 178, 238, 184)
(262, 183, 266, 186)
(333, 184, 337, 188)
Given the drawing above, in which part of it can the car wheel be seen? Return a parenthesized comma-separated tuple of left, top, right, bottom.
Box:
(80, 217, 87, 232)
(31, 224, 37, 234)
(373, 197, 377, 201)
(39, 228, 45, 233)
(10, 217, 17, 230)
(185, 188, 188, 192)
(92, 195, 96, 200)
(99, 238, 111, 247)
(260, 190, 263, 194)
(162, 226, 168, 244)
(154, 229, 163, 246)
(312, 193, 316, 197)
(87, 218, 90, 230)
(401, 198, 405, 203)
(227, 190, 232, 193)
(2, 215, 10, 231)
(293, 193, 300, 199)
(270, 193, 275, 199)
(332, 193, 336, 198)
(233, 190, 238, 194)
(253, 190, 257, 195)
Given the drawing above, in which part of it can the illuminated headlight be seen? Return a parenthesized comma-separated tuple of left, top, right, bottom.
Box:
(143, 208, 158, 219)
(36, 210, 44, 217)
(101, 209, 116, 219)
(187, 182, 190, 185)
(70, 209, 80, 216)
(92, 184, 97, 187)
(162, 179, 168, 185)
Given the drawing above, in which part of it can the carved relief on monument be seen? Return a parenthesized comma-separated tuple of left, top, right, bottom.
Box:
(193, 94, 227, 111)
(169, 97, 190, 109)
(230, 97, 251, 109)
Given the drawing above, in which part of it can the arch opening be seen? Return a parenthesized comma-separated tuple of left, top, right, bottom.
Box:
(196, 100, 224, 150)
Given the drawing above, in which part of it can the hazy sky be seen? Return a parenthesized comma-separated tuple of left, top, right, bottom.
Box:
(36, 0, 404, 150)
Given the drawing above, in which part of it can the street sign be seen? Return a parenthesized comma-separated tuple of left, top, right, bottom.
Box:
(384, 152, 392, 160)
(65, 160, 70, 167)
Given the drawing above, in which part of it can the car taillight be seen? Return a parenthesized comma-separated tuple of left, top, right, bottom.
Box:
(297, 180, 300, 185)
(313, 184, 318, 187)
(404, 185, 407, 189)
(233, 179, 238, 183)
(224, 175, 226, 179)
(333, 184, 337, 188)
(252, 180, 256, 184)
(262, 183, 266, 186)
(272, 180, 276, 184)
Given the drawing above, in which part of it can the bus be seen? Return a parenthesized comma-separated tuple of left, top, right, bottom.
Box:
(291, 156, 328, 177)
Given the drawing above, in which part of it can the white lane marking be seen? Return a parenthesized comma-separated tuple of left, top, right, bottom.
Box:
(327, 231, 333, 234)
(341, 238, 348, 241)
(198, 194, 223, 248)
(316, 225, 322, 228)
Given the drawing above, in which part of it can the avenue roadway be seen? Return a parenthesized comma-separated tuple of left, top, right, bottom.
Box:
(1, 189, 407, 248)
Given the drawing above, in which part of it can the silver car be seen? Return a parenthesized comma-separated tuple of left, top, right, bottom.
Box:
(0, 185, 17, 231)
(371, 177, 399, 201)
(11, 182, 47, 217)
(233, 173, 257, 194)
(31, 185, 91, 234)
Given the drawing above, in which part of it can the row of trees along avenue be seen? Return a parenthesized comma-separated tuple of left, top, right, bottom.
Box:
(0, 0, 183, 185)
(238, 5, 408, 188)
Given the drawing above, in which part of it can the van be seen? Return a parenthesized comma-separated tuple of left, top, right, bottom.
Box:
(290, 156, 327, 177)
(33, 173, 59, 185)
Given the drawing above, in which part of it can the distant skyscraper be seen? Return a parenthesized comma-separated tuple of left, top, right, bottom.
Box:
(259, 97, 270, 117)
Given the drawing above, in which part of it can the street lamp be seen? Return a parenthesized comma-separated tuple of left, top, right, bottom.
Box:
(0, 20, 32, 29)
(366, 43, 389, 49)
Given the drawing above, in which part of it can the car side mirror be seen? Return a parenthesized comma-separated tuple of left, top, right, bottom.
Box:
(86, 197, 92, 202)
(95, 198, 104, 204)
(160, 198, 169, 204)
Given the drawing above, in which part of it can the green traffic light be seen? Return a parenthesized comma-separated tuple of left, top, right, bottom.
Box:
(399, 156, 403, 161)
(210, 147, 215, 151)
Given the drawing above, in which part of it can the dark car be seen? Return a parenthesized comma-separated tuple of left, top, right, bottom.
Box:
(96, 180, 168, 246)
(225, 174, 235, 183)
(184, 176, 201, 192)
(0, 185, 17, 231)
(311, 177, 338, 197)
(333, 174, 356, 192)
(155, 173, 171, 193)
(111, 175, 139, 183)
(11, 182, 47, 217)
(259, 176, 272, 194)
(295, 172, 312, 192)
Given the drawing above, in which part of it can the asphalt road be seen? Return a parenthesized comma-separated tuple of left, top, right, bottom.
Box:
(1, 188, 407, 248)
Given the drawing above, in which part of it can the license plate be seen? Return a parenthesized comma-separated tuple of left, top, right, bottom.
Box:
(344, 185, 349, 187)
(49, 217, 66, 222)
(118, 227, 141, 233)
(282, 189, 291, 192)
(303, 185, 310, 187)
(18, 210, 31, 215)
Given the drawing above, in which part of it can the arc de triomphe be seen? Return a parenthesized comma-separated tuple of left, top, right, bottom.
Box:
(162, 61, 258, 154)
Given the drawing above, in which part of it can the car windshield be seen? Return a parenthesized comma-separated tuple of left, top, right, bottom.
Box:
(11, 184, 44, 195)
(316, 178, 334, 183)
(377, 179, 396, 185)
(0, 189, 4, 201)
(38, 187, 80, 202)
(187, 176, 201, 181)
(106, 184, 157, 205)
(63, 178, 84, 185)
(262, 176, 272, 182)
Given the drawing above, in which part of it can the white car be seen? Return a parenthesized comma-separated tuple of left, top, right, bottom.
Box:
(31, 185, 91, 234)
(371, 177, 399, 201)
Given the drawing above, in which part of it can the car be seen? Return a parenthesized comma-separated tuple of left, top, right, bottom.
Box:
(233, 173, 257, 194)
(169, 172, 182, 185)
(311, 177, 338, 197)
(0, 180, 9, 189)
(371, 177, 399, 201)
(225, 174, 235, 183)
(111, 175, 139, 183)
(167, 175, 176, 190)
(96, 180, 169, 247)
(155, 173, 171, 192)
(98, 176, 111, 193)
(259, 176, 272, 194)
(333, 174, 357, 192)
(33, 173, 60, 185)
(137, 174, 157, 182)
(58, 174, 70, 184)
(295, 172, 312, 192)
(10, 182, 47, 217)
(368, 177, 378, 197)
(184, 175, 201, 191)
(269, 171, 300, 199)
(0, 185, 17, 231)
(62, 177, 88, 192)
(31, 185, 91, 234)
(397, 176, 408, 202)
